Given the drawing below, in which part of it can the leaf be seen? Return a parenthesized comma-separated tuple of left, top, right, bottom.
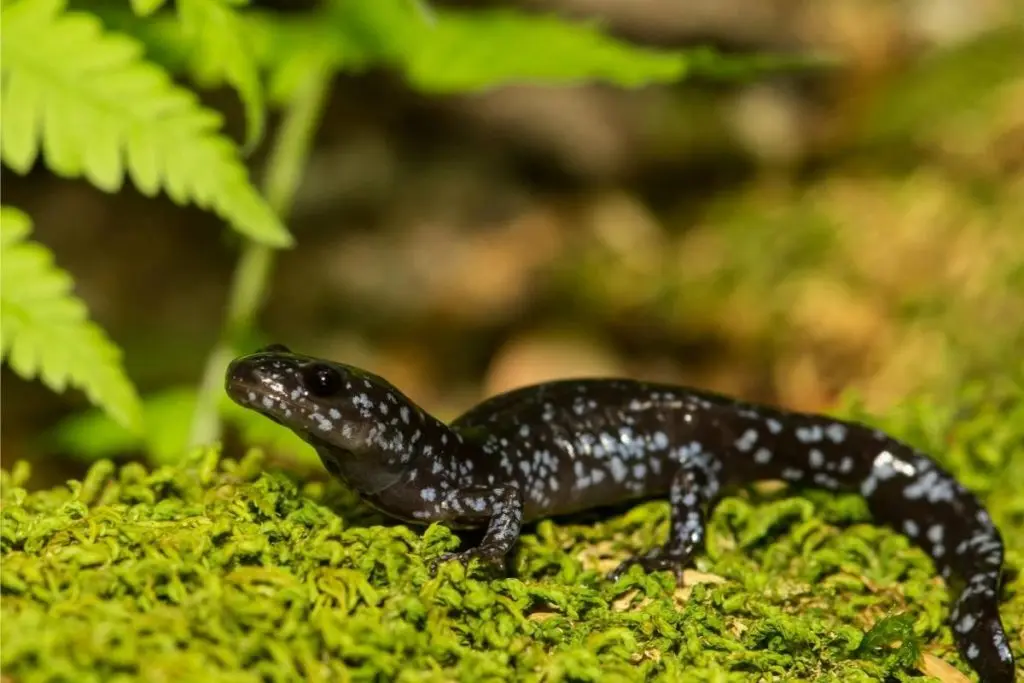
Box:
(50, 385, 315, 466)
(0, 206, 143, 432)
(327, 1, 814, 93)
(402, 10, 691, 91)
(0, 0, 291, 248)
(95, 2, 814, 108)
(130, 0, 167, 17)
(176, 0, 265, 150)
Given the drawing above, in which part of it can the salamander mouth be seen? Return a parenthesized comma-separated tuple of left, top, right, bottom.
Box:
(226, 381, 302, 423)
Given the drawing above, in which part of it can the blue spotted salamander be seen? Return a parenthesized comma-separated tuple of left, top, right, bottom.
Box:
(225, 345, 1015, 683)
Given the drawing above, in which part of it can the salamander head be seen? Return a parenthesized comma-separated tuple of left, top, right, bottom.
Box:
(225, 344, 424, 493)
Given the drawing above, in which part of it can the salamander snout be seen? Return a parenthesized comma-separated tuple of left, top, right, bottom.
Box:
(224, 349, 427, 493)
(223, 348, 315, 412)
(223, 349, 373, 441)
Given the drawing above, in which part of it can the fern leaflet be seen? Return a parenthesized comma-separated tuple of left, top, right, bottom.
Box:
(401, 9, 689, 91)
(0, 206, 144, 432)
(175, 0, 265, 150)
(0, 0, 291, 247)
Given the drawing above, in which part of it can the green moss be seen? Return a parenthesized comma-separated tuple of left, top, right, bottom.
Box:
(3, 384, 1022, 682)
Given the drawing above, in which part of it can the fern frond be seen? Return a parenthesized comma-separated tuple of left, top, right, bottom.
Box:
(326, 1, 725, 92)
(130, 0, 169, 18)
(0, 206, 144, 432)
(249, 1, 806, 99)
(402, 9, 689, 91)
(176, 0, 265, 150)
(0, 0, 291, 248)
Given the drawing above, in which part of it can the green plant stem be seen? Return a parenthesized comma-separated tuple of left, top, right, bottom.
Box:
(188, 72, 331, 448)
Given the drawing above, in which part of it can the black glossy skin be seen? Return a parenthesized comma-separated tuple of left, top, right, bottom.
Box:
(225, 345, 1015, 683)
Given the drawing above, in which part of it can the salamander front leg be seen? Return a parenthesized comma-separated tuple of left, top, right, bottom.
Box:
(608, 459, 718, 582)
(430, 485, 523, 574)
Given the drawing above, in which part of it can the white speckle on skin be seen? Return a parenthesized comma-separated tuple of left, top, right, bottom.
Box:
(734, 429, 758, 452)
(927, 524, 945, 545)
(904, 469, 955, 502)
(609, 458, 628, 483)
(903, 519, 919, 537)
(573, 460, 586, 478)
(813, 473, 839, 489)
(754, 448, 772, 464)
(966, 643, 979, 659)
(796, 425, 823, 443)
(261, 396, 274, 410)
(875, 450, 916, 478)
(421, 488, 437, 502)
(839, 457, 853, 474)
(400, 406, 410, 424)
(861, 450, 917, 498)
(591, 468, 606, 484)
(809, 449, 825, 469)
(956, 613, 977, 634)
(766, 418, 783, 434)
(825, 423, 848, 443)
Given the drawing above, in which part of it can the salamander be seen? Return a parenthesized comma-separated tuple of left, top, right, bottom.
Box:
(225, 344, 1016, 683)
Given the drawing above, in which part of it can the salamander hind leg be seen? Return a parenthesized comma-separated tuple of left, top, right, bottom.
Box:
(430, 485, 524, 574)
(608, 457, 719, 583)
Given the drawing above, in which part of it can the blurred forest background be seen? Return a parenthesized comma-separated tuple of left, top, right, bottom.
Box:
(2, 0, 1023, 489)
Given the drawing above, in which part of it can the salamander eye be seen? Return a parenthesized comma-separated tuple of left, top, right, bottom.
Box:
(303, 363, 343, 397)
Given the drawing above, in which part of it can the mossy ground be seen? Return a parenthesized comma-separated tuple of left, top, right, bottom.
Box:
(2, 384, 1022, 683)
